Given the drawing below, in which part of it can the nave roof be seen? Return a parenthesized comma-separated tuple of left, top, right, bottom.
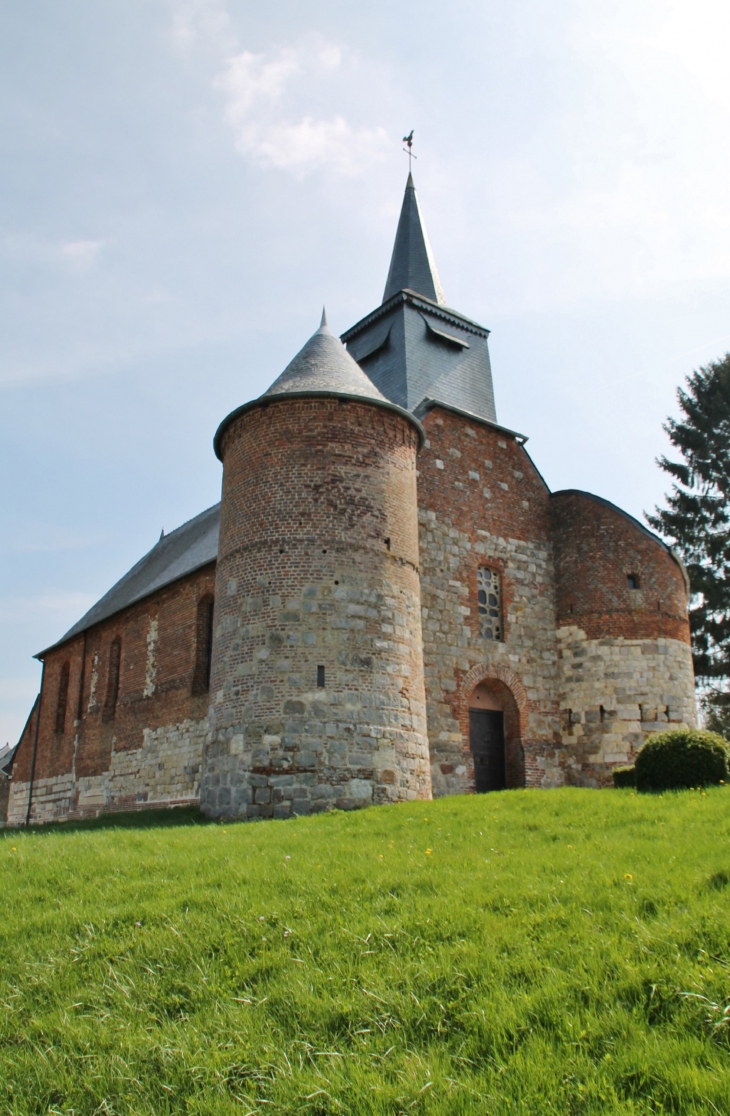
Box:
(38, 503, 220, 657)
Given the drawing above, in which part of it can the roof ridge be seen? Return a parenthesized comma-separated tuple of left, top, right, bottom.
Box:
(37, 503, 221, 657)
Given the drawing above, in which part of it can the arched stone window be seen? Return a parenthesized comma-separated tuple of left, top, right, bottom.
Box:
(102, 637, 121, 722)
(55, 661, 70, 735)
(192, 594, 215, 696)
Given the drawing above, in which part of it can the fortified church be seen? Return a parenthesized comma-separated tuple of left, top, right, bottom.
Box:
(4, 175, 697, 826)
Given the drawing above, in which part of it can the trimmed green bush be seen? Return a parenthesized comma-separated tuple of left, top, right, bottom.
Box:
(635, 728, 729, 791)
(612, 764, 636, 787)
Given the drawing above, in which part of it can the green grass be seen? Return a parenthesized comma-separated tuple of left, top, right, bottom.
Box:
(1, 789, 730, 1115)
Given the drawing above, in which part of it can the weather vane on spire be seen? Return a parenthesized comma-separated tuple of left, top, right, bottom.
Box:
(402, 129, 417, 171)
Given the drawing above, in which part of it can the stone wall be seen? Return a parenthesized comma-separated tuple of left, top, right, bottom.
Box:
(557, 628, 697, 785)
(416, 404, 563, 792)
(6, 717, 205, 824)
(202, 395, 431, 818)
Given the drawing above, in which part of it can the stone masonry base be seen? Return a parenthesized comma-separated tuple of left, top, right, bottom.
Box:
(6, 717, 206, 826)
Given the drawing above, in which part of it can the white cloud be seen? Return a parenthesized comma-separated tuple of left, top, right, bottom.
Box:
(169, 3, 392, 176)
(61, 239, 105, 273)
(169, 0, 233, 57)
(470, 0, 730, 315)
(219, 46, 299, 117)
(214, 38, 389, 176)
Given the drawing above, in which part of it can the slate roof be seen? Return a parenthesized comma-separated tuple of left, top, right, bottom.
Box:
(343, 291, 497, 424)
(214, 310, 424, 459)
(382, 173, 446, 305)
(0, 741, 19, 776)
(264, 309, 388, 402)
(413, 396, 526, 442)
(342, 176, 497, 424)
(38, 503, 220, 656)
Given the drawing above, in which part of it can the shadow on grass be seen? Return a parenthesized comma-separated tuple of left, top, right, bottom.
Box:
(19, 804, 213, 836)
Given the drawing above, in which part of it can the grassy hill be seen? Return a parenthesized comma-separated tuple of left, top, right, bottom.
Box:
(2, 788, 730, 1115)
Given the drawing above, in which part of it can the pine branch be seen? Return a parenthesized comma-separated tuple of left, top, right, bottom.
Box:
(647, 352, 730, 683)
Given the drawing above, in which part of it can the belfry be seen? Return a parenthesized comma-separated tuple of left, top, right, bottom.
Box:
(3, 174, 697, 825)
(342, 174, 496, 422)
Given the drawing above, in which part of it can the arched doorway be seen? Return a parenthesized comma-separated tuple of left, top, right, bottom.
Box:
(468, 679, 524, 791)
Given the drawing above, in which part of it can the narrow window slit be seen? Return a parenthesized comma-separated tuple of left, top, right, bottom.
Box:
(192, 595, 215, 696)
(102, 637, 121, 722)
(55, 662, 70, 735)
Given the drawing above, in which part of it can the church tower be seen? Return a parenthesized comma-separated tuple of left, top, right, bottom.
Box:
(201, 313, 432, 818)
(342, 174, 497, 423)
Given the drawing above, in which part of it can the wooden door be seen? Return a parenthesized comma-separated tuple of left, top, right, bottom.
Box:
(469, 709, 506, 792)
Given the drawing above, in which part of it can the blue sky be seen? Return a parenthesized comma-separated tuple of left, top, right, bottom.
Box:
(2, 0, 730, 744)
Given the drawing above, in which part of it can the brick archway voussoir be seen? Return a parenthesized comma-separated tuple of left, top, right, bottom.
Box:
(459, 660, 529, 736)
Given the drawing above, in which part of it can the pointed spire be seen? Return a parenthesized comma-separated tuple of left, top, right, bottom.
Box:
(382, 174, 446, 306)
(319, 306, 328, 331)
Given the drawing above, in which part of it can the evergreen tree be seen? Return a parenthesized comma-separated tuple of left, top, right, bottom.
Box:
(647, 354, 730, 731)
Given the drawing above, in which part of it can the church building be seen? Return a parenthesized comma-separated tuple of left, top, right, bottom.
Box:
(4, 175, 697, 826)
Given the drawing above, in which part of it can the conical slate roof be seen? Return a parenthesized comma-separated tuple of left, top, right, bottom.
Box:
(382, 173, 446, 305)
(264, 309, 387, 402)
(213, 310, 423, 459)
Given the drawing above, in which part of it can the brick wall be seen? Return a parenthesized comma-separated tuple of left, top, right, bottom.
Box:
(416, 404, 563, 791)
(7, 564, 215, 825)
(552, 491, 696, 783)
(552, 490, 690, 642)
(202, 395, 431, 819)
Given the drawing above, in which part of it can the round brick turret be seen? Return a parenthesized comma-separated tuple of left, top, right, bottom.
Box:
(200, 315, 432, 818)
(551, 490, 696, 785)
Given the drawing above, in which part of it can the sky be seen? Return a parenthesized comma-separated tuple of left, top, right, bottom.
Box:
(2, 0, 730, 745)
